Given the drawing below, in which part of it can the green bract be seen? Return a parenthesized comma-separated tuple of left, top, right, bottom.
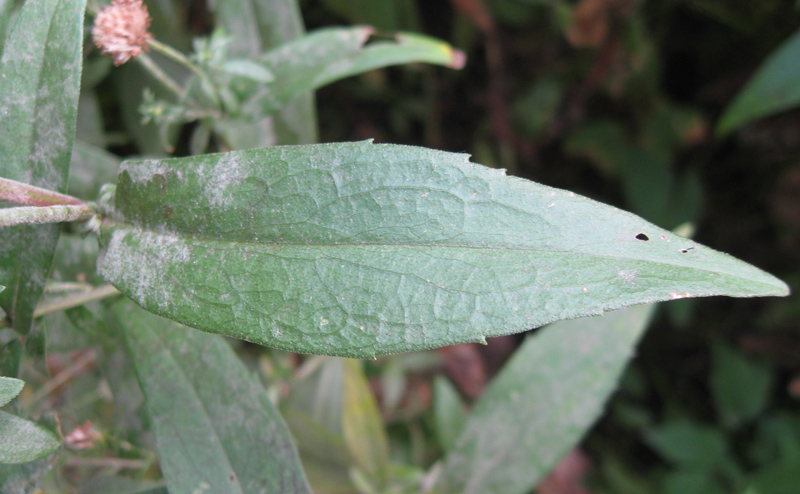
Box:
(98, 141, 788, 358)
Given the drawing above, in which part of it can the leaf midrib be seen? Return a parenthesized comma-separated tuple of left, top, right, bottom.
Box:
(104, 218, 785, 291)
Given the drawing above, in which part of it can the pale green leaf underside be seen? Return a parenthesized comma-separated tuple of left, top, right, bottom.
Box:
(436, 304, 655, 494)
(115, 300, 311, 494)
(0, 411, 60, 464)
(0, 377, 24, 408)
(98, 141, 788, 358)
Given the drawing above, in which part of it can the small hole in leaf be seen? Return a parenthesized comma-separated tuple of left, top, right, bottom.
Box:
(635, 233, 650, 241)
(363, 31, 394, 47)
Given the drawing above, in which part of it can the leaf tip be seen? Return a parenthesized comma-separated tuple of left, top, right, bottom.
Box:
(447, 48, 467, 70)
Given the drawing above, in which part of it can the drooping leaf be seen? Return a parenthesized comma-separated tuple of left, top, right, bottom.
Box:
(209, 0, 316, 147)
(114, 300, 312, 494)
(0, 0, 86, 334)
(435, 303, 655, 494)
(98, 141, 788, 358)
(717, 27, 800, 135)
(0, 411, 60, 464)
(242, 26, 464, 119)
(0, 377, 23, 407)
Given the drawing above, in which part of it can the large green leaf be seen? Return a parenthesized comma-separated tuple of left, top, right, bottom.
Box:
(209, 0, 317, 147)
(0, 410, 60, 464)
(114, 300, 312, 494)
(0, 377, 23, 407)
(0, 0, 85, 334)
(717, 27, 800, 135)
(435, 304, 656, 494)
(98, 141, 788, 358)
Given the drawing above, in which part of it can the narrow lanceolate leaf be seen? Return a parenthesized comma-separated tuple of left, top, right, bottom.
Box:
(0, 411, 60, 464)
(98, 141, 789, 358)
(0, 377, 23, 407)
(114, 300, 311, 494)
(0, 0, 86, 334)
(717, 27, 800, 135)
(342, 360, 391, 487)
(436, 304, 656, 494)
(243, 26, 464, 119)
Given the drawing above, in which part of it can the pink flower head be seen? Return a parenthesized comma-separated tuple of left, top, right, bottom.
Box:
(92, 0, 153, 65)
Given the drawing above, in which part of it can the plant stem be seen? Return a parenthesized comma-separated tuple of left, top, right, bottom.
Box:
(0, 177, 86, 206)
(64, 457, 154, 471)
(136, 52, 183, 98)
(27, 350, 96, 407)
(0, 204, 97, 228)
(33, 284, 121, 319)
(147, 38, 222, 109)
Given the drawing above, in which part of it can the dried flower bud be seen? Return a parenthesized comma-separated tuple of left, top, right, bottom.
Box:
(92, 0, 153, 65)
(64, 421, 103, 450)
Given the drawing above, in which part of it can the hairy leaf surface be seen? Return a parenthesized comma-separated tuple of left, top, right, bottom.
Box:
(0, 0, 85, 334)
(0, 377, 23, 408)
(99, 141, 788, 357)
(0, 411, 60, 464)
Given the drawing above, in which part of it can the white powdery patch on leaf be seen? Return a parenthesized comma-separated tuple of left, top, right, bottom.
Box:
(99, 229, 193, 313)
(121, 159, 169, 184)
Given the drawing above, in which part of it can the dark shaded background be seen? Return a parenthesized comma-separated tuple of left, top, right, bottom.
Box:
(300, 0, 800, 491)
